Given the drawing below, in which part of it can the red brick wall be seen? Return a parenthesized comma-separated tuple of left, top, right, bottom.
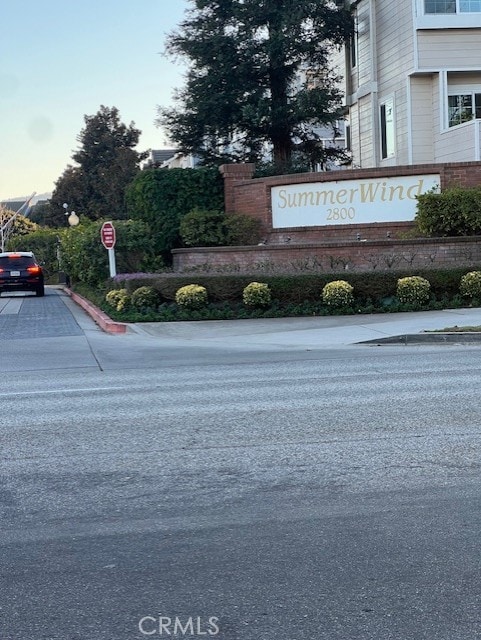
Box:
(267, 222, 415, 244)
(172, 236, 481, 273)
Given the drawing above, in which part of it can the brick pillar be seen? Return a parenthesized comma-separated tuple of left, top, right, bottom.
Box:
(219, 163, 256, 213)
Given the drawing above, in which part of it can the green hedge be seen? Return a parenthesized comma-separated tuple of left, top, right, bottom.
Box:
(60, 219, 163, 288)
(113, 266, 470, 305)
(126, 168, 224, 259)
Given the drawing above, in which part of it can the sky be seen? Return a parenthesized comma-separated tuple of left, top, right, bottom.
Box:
(0, 0, 190, 201)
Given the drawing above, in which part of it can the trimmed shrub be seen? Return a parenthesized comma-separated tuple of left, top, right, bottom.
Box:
(225, 214, 262, 246)
(175, 284, 208, 309)
(460, 271, 481, 299)
(396, 276, 431, 305)
(180, 209, 262, 247)
(322, 280, 354, 308)
(131, 286, 160, 310)
(416, 186, 481, 236)
(243, 282, 272, 307)
(180, 209, 227, 247)
(105, 288, 130, 311)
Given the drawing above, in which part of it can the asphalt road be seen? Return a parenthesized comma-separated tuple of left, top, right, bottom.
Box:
(1, 289, 481, 639)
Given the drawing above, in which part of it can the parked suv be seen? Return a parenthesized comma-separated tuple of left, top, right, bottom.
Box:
(0, 252, 45, 297)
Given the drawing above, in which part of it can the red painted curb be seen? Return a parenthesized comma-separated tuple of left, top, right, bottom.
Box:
(64, 288, 128, 334)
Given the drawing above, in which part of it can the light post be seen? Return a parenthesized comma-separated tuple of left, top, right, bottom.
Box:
(59, 204, 79, 286)
(62, 202, 79, 227)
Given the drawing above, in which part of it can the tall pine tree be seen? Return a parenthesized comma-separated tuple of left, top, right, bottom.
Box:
(157, 0, 353, 172)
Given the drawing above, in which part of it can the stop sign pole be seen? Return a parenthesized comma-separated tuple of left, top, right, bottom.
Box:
(101, 221, 117, 277)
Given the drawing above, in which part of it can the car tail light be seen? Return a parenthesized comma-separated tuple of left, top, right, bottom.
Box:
(8, 254, 21, 258)
(27, 266, 41, 274)
(0, 268, 3, 273)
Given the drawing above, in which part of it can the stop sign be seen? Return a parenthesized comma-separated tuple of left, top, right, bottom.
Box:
(101, 221, 116, 249)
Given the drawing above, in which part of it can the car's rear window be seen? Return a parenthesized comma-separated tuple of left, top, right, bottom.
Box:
(0, 255, 36, 269)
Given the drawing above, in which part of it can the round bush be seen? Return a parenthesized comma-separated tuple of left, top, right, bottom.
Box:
(460, 271, 481, 299)
(175, 284, 208, 309)
(131, 286, 160, 310)
(179, 209, 227, 247)
(396, 276, 431, 305)
(322, 280, 354, 308)
(105, 288, 130, 311)
(242, 282, 272, 307)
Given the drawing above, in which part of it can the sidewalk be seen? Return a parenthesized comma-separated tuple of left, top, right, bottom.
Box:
(128, 307, 481, 348)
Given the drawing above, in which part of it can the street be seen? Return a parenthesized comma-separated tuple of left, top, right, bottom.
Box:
(1, 289, 481, 639)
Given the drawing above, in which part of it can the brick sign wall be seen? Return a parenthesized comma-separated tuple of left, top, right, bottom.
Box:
(220, 161, 481, 240)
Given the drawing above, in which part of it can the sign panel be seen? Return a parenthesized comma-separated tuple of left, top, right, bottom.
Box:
(101, 221, 116, 249)
(271, 174, 440, 228)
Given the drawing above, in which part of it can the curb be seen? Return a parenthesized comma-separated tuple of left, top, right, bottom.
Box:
(359, 332, 481, 345)
(64, 288, 128, 334)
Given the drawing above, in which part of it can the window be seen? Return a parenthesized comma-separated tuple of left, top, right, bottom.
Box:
(460, 0, 481, 10)
(380, 99, 395, 159)
(448, 93, 481, 126)
(425, 0, 455, 12)
(425, 0, 481, 12)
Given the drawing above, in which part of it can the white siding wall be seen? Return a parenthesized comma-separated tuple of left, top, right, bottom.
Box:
(354, 2, 373, 90)
(357, 96, 375, 167)
(347, 0, 375, 166)
(348, 0, 415, 167)
(349, 97, 376, 168)
(410, 75, 435, 163)
(448, 72, 481, 89)
(434, 121, 478, 162)
(375, 1, 414, 166)
(432, 72, 440, 136)
(417, 31, 481, 69)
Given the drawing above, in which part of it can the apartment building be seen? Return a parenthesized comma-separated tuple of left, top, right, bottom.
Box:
(343, 0, 481, 168)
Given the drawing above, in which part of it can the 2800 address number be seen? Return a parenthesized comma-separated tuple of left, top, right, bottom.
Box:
(326, 207, 356, 221)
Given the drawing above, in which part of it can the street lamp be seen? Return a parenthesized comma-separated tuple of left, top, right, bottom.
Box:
(62, 202, 79, 227)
